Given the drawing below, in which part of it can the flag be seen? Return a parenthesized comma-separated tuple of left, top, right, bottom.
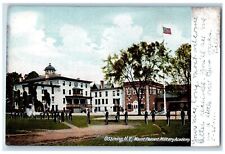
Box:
(163, 27, 171, 34)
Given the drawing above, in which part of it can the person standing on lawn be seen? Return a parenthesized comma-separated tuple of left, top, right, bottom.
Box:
(87, 108, 91, 124)
(69, 109, 72, 121)
(61, 110, 65, 122)
(124, 109, 128, 125)
(166, 109, 170, 126)
(117, 110, 120, 122)
(105, 109, 109, 125)
(144, 110, 148, 124)
(151, 110, 155, 122)
(181, 109, 185, 126)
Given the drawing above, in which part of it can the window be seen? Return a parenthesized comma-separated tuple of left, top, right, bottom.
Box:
(69, 90, 71, 95)
(105, 91, 108, 97)
(95, 99, 97, 105)
(80, 83, 83, 88)
(69, 82, 71, 86)
(128, 104, 132, 110)
(152, 87, 156, 95)
(95, 92, 97, 97)
(63, 89, 65, 94)
(140, 88, 144, 94)
(113, 99, 115, 104)
(99, 92, 102, 97)
(52, 96, 54, 102)
(63, 81, 65, 86)
(105, 99, 108, 104)
(133, 89, 136, 95)
(127, 88, 131, 95)
(63, 98, 65, 104)
(98, 99, 100, 105)
(102, 99, 104, 104)
(85, 83, 87, 88)
(140, 104, 145, 109)
(74, 82, 78, 87)
(85, 91, 87, 96)
(51, 87, 54, 94)
(113, 91, 115, 96)
(50, 81, 52, 85)
(117, 90, 120, 96)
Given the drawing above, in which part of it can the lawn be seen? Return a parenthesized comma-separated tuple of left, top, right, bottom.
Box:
(6, 118, 70, 134)
(66, 115, 105, 127)
(65, 116, 88, 128)
(57, 120, 190, 146)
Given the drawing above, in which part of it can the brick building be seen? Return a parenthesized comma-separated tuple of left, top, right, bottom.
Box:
(123, 81, 163, 113)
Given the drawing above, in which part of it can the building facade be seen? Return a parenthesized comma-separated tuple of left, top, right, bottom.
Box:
(155, 84, 190, 111)
(14, 63, 92, 113)
(91, 81, 123, 113)
(123, 81, 164, 113)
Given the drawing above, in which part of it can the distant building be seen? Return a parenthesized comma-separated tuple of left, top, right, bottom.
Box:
(155, 84, 190, 111)
(14, 63, 92, 112)
(91, 81, 123, 113)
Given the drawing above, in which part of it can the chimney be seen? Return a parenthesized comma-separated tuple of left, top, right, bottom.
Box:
(19, 77, 23, 82)
(100, 80, 104, 89)
(19, 74, 23, 82)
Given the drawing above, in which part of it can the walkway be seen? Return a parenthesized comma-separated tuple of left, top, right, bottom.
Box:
(6, 123, 132, 145)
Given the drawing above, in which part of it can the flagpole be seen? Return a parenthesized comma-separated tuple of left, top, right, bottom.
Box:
(162, 26, 167, 114)
(163, 74, 167, 114)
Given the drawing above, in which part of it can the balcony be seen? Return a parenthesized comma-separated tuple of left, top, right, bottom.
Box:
(66, 104, 92, 108)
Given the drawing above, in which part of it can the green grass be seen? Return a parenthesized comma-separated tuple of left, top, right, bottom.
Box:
(65, 115, 105, 128)
(6, 118, 70, 134)
(56, 120, 190, 146)
(66, 116, 88, 128)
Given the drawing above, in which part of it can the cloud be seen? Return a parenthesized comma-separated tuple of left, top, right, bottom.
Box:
(113, 14, 133, 27)
(99, 14, 143, 58)
(8, 11, 62, 58)
(59, 24, 96, 54)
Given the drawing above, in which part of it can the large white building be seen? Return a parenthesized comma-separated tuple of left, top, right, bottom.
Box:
(91, 81, 124, 113)
(14, 63, 92, 112)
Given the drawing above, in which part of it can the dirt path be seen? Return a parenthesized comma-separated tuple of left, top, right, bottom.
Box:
(6, 123, 132, 145)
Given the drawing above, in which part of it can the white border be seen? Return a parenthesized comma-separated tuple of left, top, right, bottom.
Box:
(0, 0, 224, 153)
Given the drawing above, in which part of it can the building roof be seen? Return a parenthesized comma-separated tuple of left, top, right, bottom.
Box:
(44, 63, 56, 71)
(123, 81, 163, 88)
(157, 93, 179, 99)
(91, 83, 122, 91)
(18, 75, 92, 84)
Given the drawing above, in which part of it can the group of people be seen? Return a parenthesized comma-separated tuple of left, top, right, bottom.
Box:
(104, 109, 128, 125)
(144, 109, 187, 126)
(102, 109, 188, 126)
(41, 109, 73, 123)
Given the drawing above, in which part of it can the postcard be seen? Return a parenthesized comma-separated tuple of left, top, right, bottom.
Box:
(3, 4, 221, 147)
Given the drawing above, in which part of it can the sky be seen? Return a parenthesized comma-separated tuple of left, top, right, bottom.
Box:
(7, 6, 191, 83)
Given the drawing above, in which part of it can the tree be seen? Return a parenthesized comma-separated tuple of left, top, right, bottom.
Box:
(6, 72, 21, 112)
(170, 43, 191, 109)
(102, 41, 170, 115)
(25, 71, 39, 80)
(170, 43, 191, 85)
